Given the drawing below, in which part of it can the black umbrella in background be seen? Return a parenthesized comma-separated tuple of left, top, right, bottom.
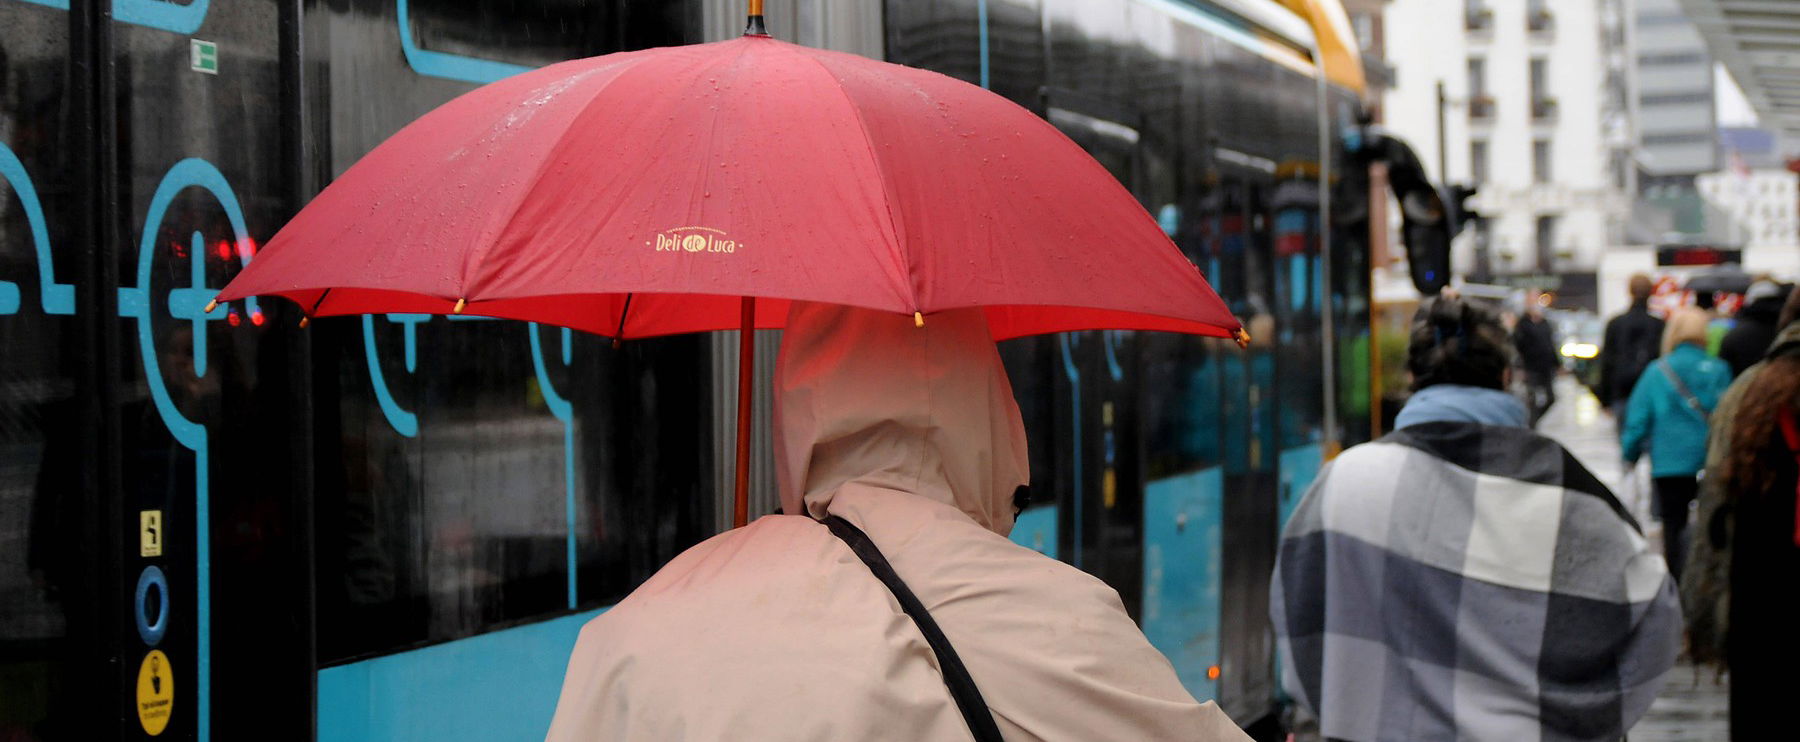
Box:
(1684, 264, 1753, 296)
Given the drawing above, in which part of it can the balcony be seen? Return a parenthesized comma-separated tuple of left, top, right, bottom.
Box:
(1532, 97, 1559, 122)
(1466, 8, 1493, 35)
(1528, 9, 1555, 35)
(1468, 95, 1497, 122)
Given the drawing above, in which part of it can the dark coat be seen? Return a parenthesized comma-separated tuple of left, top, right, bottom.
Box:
(1597, 302, 1663, 408)
(1513, 314, 1559, 379)
(1728, 343, 1800, 739)
(1719, 295, 1783, 377)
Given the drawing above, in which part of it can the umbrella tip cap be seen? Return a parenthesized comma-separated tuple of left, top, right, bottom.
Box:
(914, 311, 924, 328)
(203, 299, 219, 314)
(453, 298, 467, 314)
(1233, 327, 1250, 349)
(299, 316, 310, 329)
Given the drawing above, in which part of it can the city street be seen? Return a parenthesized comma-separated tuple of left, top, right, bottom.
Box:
(1534, 376, 1731, 741)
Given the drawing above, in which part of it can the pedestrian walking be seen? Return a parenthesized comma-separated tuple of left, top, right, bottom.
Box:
(1621, 309, 1733, 582)
(1718, 279, 1791, 377)
(1271, 295, 1680, 742)
(1513, 297, 1559, 426)
(1715, 288, 1800, 741)
(547, 303, 1250, 741)
(1597, 274, 1666, 417)
(1681, 285, 1800, 686)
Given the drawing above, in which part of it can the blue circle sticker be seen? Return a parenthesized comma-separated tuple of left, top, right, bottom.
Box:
(135, 566, 169, 646)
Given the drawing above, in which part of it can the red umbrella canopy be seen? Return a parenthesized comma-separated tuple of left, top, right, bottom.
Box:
(216, 34, 1240, 342)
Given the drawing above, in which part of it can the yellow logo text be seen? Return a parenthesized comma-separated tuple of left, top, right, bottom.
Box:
(650, 226, 740, 255)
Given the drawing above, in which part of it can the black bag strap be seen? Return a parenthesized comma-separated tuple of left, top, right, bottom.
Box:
(821, 515, 1004, 742)
(1657, 358, 1711, 423)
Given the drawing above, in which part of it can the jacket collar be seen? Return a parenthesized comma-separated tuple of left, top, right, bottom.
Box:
(1394, 384, 1529, 430)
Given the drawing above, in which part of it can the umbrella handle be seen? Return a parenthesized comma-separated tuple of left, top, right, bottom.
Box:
(734, 296, 755, 528)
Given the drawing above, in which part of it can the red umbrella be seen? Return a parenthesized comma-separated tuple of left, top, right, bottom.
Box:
(215, 5, 1242, 526)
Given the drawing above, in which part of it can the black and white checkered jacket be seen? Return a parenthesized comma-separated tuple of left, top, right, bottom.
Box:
(1272, 421, 1682, 742)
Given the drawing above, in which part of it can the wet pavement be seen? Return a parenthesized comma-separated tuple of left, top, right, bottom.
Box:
(1534, 376, 1731, 742)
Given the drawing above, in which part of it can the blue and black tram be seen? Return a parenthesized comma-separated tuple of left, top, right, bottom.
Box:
(0, 0, 1382, 739)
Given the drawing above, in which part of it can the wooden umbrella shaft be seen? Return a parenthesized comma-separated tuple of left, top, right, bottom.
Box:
(734, 296, 755, 528)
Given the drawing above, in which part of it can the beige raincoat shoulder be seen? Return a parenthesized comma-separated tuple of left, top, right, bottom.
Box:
(546, 302, 1246, 741)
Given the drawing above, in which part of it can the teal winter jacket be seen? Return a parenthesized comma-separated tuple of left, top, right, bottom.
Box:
(1621, 343, 1732, 477)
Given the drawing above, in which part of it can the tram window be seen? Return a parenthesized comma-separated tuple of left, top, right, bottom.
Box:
(999, 338, 1060, 510)
(406, 0, 697, 67)
(301, 0, 713, 666)
(315, 324, 715, 662)
(1, 8, 91, 738)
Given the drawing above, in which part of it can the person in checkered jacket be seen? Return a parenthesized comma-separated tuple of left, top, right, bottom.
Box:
(1271, 295, 1681, 742)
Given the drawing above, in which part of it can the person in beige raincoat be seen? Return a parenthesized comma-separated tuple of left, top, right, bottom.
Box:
(546, 301, 1248, 741)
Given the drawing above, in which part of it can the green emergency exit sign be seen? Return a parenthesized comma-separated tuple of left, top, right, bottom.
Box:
(191, 39, 218, 75)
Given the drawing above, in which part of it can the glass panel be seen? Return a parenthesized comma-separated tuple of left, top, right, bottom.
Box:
(1536, 215, 1558, 270)
(1, 3, 94, 739)
(308, 1, 711, 672)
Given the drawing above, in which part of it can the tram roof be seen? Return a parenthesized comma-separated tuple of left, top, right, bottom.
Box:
(1678, 0, 1800, 141)
(1157, 0, 1366, 93)
(1276, 0, 1369, 94)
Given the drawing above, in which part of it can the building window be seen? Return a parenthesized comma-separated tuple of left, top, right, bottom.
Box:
(1529, 59, 1556, 120)
(1471, 140, 1488, 184)
(1352, 13, 1374, 49)
(1642, 132, 1714, 146)
(1641, 91, 1713, 107)
(1535, 215, 1558, 270)
(1468, 58, 1493, 119)
(1639, 51, 1706, 66)
(1528, 0, 1554, 33)
(1534, 140, 1552, 183)
(1466, 0, 1493, 32)
(1638, 13, 1690, 27)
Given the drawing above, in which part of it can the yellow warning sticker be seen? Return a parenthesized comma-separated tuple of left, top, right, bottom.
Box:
(140, 510, 163, 558)
(136, 649, 173, 735)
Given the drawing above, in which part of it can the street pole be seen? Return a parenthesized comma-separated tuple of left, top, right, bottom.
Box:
(1436, 80, 1448, 183)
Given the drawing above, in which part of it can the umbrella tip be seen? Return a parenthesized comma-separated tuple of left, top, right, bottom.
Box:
(453, 298, 467, 314)
(299, 316, 310, 329)
(612, 337, 622, 350)
(1233, 327, 1250, 349)
(203, 299, 219, 314)
(914, 311, 924, 328)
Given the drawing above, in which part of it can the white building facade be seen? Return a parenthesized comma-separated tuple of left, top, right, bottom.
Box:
(1699, 166, 1800, 250)
(1382, 0, 1635, 306)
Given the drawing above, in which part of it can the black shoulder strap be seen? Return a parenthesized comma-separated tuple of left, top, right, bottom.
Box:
(1657, 358, 1711, 422)
(821, 515, 1004, 742)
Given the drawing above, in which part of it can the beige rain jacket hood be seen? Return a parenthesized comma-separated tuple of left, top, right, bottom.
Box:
(546, 302, 1247, 741)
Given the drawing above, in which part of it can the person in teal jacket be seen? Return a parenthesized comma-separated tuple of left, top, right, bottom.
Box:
(1622, 308, 1733, 581)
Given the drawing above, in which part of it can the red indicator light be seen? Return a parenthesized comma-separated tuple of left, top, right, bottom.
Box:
(227, 310, 241, 327)
(215, 240, 232, 261)
(171, 241, 187, 259)
(237, 237, 258, 259)
(249, 309, 266, 327)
